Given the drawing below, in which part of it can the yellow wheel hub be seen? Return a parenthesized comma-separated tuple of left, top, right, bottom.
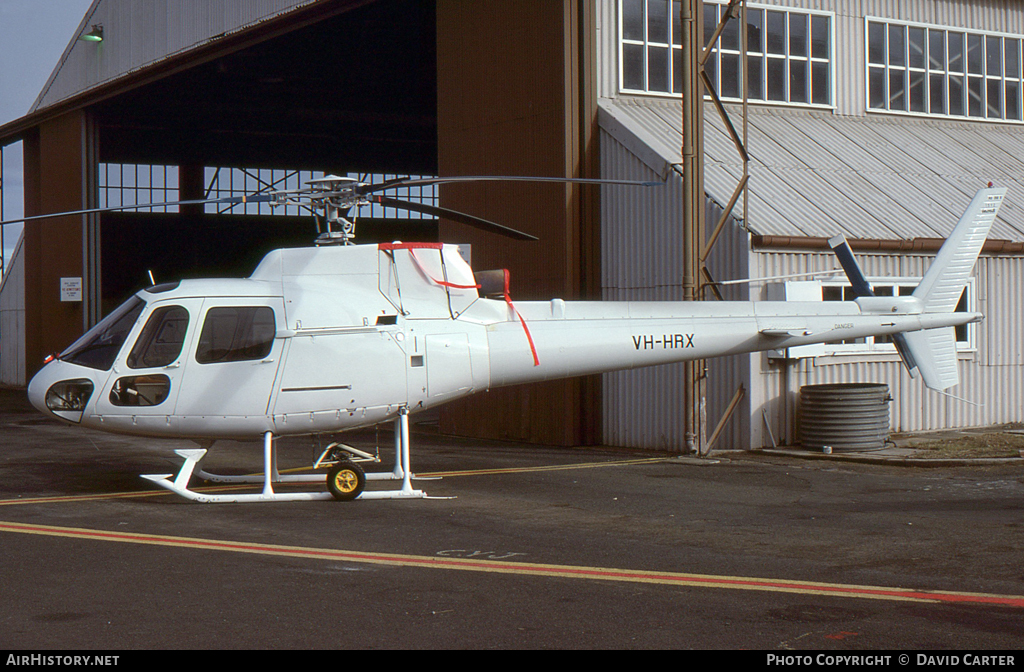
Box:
(332, 469, 359, 493)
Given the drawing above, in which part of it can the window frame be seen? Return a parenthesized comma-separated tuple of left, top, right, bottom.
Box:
(618, 0, 836, 110)
(865, 16, 1024, 123)
(194, 306, 277, 365)
(819, 276, 976, 356)
(126, 305, 190, 370)
(59, 297, 146, 372)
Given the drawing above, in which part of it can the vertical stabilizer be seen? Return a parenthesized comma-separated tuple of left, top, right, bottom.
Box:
(913, 187, 1005, 312)
(903, 187, 1005, 390)
(829, 187, 1005, 391)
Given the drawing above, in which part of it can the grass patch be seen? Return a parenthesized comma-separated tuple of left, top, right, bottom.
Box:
(913, 428, 1024, 459)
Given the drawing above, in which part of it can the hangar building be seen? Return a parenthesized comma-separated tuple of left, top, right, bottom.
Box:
(596, 0, 1024, 450)
(1, 0, 1022, 451)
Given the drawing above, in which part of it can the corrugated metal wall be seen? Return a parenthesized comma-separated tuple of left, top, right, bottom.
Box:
(752, 248, 1024, 442)
(0, 235, 26, 387)
(33, 0, 323, 112)
(597, 0, 619, 99)
(597, 0, 1024, 447)
(600, 125, 752, 450)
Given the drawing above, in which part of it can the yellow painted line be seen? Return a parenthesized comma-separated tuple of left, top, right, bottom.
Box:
(277, 456, 669, 478)
(0, 490, 170, 506)
(1, 520, 1023, 608)
(0, 457, 669, 507)
(0, 483, 292, 506)
(417, 456, 670, 478)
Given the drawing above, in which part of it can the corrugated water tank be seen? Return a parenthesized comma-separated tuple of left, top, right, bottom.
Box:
(799, 383, 891, 452)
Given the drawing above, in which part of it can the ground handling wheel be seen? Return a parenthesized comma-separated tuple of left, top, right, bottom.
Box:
(326, 461, 366, 501)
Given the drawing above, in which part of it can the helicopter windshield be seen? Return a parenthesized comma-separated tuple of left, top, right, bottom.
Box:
(59, 296, 146, 371)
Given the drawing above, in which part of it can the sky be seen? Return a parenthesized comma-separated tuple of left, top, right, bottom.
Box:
(0, 0, 95, 274)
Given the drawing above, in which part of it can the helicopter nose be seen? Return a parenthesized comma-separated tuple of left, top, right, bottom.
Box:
(27, 361, 97, 423)
(26, 367, 49, 415)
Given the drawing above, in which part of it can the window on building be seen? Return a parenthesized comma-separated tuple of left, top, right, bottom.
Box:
(821, 279, 975, 353)
(99, 165, 438, 218)
(867, 18, 1024, 122)
(620, 0, 833, 107)
(99, 164, 179, 213)
(201, 169, 440, 218)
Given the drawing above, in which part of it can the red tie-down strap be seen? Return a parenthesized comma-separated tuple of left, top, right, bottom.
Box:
(407, 246, 482, 291)
(378, 242, 443, 251)
(502, 269, 540, 367)
(378, 243, 539, 366)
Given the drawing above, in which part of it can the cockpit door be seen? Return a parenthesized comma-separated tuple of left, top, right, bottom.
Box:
(91, 298, 203, 435)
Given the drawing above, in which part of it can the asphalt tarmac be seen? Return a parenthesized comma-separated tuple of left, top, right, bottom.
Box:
(1, 388, 1022, 651)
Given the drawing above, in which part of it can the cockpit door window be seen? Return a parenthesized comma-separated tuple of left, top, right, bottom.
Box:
(127, 306, 189, 369)
(109, 374, 172, 407)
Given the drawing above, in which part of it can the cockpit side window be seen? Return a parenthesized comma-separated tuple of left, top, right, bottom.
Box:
(60, 297, 146, 371)
(127, 306, 190, 369)
(195, 307, 276, 364)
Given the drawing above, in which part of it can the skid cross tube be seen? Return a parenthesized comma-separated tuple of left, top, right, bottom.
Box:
(141, 411, 431, 502)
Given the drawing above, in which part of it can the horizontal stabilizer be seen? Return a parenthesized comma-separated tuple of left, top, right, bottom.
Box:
(899, 327, 960, 390)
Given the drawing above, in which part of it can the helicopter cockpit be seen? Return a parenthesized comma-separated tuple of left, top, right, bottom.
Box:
(29, 294, 148, 424)
(58, 296, 146, 372)
(28, 276, 284, 435)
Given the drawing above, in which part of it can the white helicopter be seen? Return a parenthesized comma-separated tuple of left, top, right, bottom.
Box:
(10, 176, 1005, 503)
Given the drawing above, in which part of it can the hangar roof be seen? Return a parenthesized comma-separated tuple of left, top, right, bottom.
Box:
(599, 97, 1024, 245)
(31, 0, 322, 114)
(0, 0, 437, 174)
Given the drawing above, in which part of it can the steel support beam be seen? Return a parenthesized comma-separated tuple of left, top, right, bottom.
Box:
(681, 0, 705, 454)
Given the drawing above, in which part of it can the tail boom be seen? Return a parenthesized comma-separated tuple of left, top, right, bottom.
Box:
(464, 188, 1003, 395)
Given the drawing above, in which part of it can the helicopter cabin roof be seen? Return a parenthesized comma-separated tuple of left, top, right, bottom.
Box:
(249, 243, 381, 281)
(140, 278, 282, 301)
(598, 98, 1024, 245)
(245, 242, 479, 329)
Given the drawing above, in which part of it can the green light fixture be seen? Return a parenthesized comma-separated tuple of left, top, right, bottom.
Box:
(79, 24, 103, 42)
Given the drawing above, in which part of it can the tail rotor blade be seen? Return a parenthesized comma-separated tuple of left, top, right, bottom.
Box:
(829, 234, 920, 377)
(828, 234, 873, 298)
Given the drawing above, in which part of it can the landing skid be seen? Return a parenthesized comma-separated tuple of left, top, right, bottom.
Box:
(141, 409, 433, 502)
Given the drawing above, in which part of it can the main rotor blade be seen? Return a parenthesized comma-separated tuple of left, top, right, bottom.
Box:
(0, 194, 278, 226)
(369, 196, 538, 241)
(358, 175, 663, 195)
